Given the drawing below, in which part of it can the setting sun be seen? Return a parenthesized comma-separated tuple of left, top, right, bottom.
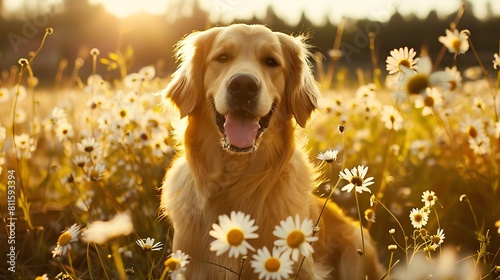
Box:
(87, 0, 169, 18)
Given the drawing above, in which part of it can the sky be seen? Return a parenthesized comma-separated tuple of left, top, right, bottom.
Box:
(2, 0, 499, 25)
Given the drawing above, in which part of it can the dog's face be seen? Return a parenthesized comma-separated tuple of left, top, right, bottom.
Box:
(164, 24, 320, 154)
(205, 26, 285, 153)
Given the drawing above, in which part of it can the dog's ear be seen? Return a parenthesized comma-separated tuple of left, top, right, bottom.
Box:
(276, 33, 321, 127)
(162, 28, 222, 118)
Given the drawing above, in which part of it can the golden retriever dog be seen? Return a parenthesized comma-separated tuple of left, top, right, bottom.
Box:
(160, 24, 383, 279)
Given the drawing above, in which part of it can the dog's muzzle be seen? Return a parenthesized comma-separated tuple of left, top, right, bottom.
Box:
(214, 74, 274, 154)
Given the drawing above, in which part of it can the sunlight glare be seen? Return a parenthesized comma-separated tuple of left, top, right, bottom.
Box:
(87, 0, 169, 18)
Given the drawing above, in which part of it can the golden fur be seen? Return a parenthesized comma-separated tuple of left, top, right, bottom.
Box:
(160, 24, 383, 279)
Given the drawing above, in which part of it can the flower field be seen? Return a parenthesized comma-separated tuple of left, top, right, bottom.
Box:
(1, 16, 500, 280)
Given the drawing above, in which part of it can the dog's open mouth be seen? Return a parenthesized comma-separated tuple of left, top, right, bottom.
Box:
(214, 102, 275, 154)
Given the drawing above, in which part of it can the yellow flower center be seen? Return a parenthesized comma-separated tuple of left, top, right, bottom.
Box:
(468, 126, 478, 138)
(364, 209, 374, 220)
(397, 59, 411, 71)
(143, 244, 152, 251)
(351, 176, 363, 187)
(164, 257, 180, 271)
(89, 169, 100, 181)
(84, 146, 94, 153)
(148, 119, 159, 127)
(432, 235, 442, 244)
(423, 96, 435, 107)
(226, 228, 244, 246)
(449, 80, 457, 91)
(451, 38, 461, 52)
(264, 257, 281, 272)
(58, 231, 72, 246)
(286, 230, 305, 248)
(413, 213, 423, 223)
(406, 74, 429, 95)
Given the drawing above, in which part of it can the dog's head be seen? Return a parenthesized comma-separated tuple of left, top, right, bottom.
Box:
(163, 24, 321, 154)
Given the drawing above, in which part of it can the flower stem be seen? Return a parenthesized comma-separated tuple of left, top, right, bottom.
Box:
(377, 200, 410, 276)
(237, 257, 246, 280)
(354, 190, 367, 280)
(387, 252, 395, 278)
(111, 242, 127, 280)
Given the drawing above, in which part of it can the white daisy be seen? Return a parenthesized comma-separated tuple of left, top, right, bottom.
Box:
(444, 66, 462, 91)
(386, 47, 419, 79)
(88, 94, 110, 110)
(459, 116, 486, 139)
(52, 224, 81, 258)
(13, 85, 27, 100)
(124, 72, 144, 90)
(97, 112, 113, 132)
(402, 56, 453, 95)
(421, 190, 438, 208)
(380, 105, 404, 131)
(73, 154, 90, 168)
(355, 83, 377, 100)
(164, 250, 190, 280)
(136, 237, 163, 251)
(472, 96, 486, 112)
(493, 53, 500, 70)
(14, 133, 32, 150)
(77, 137, 101, 153)
(150, 133, 171, 158)
(468, 136, 490, 155)
(209, 211, 259, 258)
(251, 246, 294, 280)
(112, 104, 135, 126)
(139, 65, 156, 81)
(82, 212, 134, 244)
(438, 29, 470, 57)
(84, 74, 108, 94)
(14, 108, 27, 123)
(87, 163, 106, 181)
(339, 165, 374, 194)
(273, 214, 318, 262)
(317, 150, 339, 163)
(0, 87, 10, 103)
(55, 121, 75, 142)
(432, 228, 445, 246)
(50, 107, 68, 125)
(409, 208, 429, 229)
(414, 87, 443, 116)
(409, 139, 432, 160)
(364, 209, 376, 223)
(14, 133, 36, 159)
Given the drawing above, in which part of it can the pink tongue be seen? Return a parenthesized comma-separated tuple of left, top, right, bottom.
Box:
(224, 113, 260, 149)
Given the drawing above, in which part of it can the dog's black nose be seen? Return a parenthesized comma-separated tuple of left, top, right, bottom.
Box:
(227, 74, 260, 101)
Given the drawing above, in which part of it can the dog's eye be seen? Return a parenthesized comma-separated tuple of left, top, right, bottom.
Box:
(265, 57, 279, 68)
(216, 54, 228, 62)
